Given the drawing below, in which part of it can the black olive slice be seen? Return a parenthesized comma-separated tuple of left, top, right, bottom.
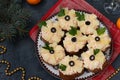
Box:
(77, 27, 80, 30)
(85, 21, 91, 25)
(49, 50, 54, 54)
(89, 55, 95, 61)
(95, 36, 100, 41)
(51, 27, 56, 33)
(64, 15, 70, 21)
(69, 61, 75, 67)
(71, 37, 77, 42)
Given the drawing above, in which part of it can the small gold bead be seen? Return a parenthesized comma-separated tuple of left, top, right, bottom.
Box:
(5, 62, 8, 64)
(37, 78, 40, 80)
(16, 68, 19, 70)
(0, 38, 5, 42)
(108, 77, 111, 79)
(15, 69, 18, 72)
(21, 68, 25, 71)
(31, 77, 34, 79)
(2, 60, 4, 63)
(22, 76, 25, 80)
(6, 73, 8, 75)
(118, 68, 120, 71)
(6, 73, 11, 76)
(22, 73, 25, 76)
(6, 67, 9, 70)
(11, 71, 14, 74)
(0, 52, 3, 53)
(115, 71, 118, 74)
(19, 67, 22, 69)
(113, 73, 116, 75)
(5, 70, 8, 73)
(0, 39, 3, 41)
(8, 65, 10, 68)
(22, 71, 25, 73)
(4, 61, 7, 63)
(7, 65, 10, 70)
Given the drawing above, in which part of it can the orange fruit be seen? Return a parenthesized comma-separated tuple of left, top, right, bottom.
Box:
(26, 0, 41, 5)
(116, 18, 120, 29)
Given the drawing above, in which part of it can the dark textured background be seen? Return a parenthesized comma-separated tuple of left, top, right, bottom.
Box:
(0, 0, 120, 80)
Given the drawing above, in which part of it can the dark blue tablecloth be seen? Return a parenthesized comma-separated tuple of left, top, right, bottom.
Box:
(0, 0, 120, 80)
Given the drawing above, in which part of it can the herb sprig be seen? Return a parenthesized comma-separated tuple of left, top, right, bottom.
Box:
(43, 43, 53, 51)
(59, 64, 67, 71)
(38, 21, 47, 28)
(69, 26, 77, 36)
(58, 8, 65, 17)
(75, 11, 85, 21)
(94, 49, 100, 55)
(96, 27, 106, 35)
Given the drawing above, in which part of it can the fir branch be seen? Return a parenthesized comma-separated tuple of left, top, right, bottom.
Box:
(0, 0, 31, 41)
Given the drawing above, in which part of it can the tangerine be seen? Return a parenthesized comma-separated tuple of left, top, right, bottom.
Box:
(116, 18, 120, 29)
(26, 0, 41, 5)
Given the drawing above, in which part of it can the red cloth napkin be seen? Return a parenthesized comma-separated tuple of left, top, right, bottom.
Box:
(29, 0, 120, 79)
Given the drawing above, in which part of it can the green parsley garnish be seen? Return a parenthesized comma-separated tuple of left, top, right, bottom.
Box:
(69, 26, 77, 36)
(59, 64, 67, 71)
(58, 8, 65, 17)
(75, 11, 85, 21)
(96, 27, 106, 35)
(38, 21, 47, 28)
(43, 43, 53, 51)
(94, 49, 100, 55)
